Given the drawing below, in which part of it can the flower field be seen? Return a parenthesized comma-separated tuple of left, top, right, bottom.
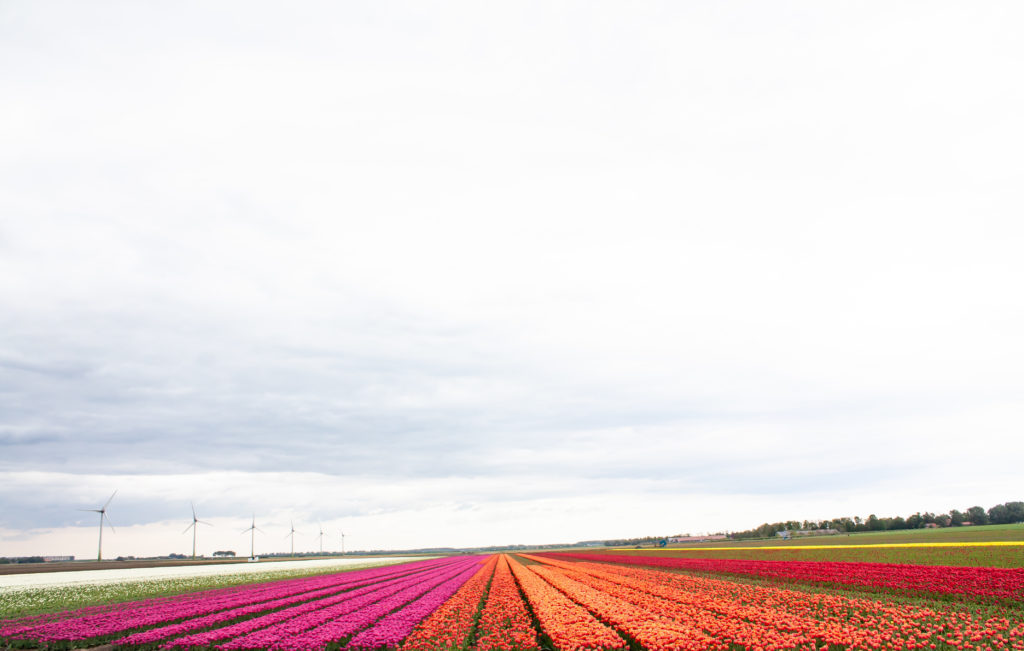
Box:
(2, 552, 1023, 650)
(604, 544, 1024, 568)
(0, 559, 426, 620)
(546, 552, 1024, 604)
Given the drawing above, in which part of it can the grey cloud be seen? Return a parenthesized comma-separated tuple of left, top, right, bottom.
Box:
(2, 0, 1023, 549)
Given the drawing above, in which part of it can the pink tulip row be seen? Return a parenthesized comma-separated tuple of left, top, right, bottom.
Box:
(165, 557, 478, 649)
(270, 557, 484, 651)
(120, 560, 452, 647)
(2, 557, 457, 645)
(343, 558, 487, 649)
(0, 579, 284, 639)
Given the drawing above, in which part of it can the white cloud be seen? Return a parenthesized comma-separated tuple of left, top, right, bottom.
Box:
(1, 1, 1023, 555)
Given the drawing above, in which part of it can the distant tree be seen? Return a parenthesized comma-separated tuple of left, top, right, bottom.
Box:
(1005, 502, 1024, 524)
(835, 517, 855, 533)
(867, 514, 884, 531)
(988, 504, 1010, 524)
(890, 516, 907, 530)
(950, 510, 965, 526)
(906, 513, 923, 529)
(966, 506, 989, 525)
(935, 513, 952, 527)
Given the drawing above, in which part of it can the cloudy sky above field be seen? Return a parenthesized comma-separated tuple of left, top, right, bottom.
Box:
(1, 1, 1023, 558)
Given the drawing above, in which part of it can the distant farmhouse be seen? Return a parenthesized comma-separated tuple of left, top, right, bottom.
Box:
(668, 535, 728, 544)
(776, 528, 841, 540)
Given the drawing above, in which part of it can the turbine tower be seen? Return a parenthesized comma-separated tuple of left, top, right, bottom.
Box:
(182, 502, 212, 559)
(241, 514, 263, 559)
(285, 520, 298, 557)
(317, 523, 325, 555)
(340, 531, 345, 555)
(79, 490, 116, 561)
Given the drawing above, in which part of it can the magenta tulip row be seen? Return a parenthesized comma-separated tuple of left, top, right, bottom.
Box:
(299, 559, 484, 650)
(1, 556, 462, 645)
(122, 563, 435, 647)
(165, 557, 480, 649)
(228, 558, 483, 650)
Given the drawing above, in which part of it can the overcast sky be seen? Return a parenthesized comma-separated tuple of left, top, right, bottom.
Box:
(2, 1, 1022, 559)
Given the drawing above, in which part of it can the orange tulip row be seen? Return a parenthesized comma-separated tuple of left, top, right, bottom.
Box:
(506, 555, 627, 651)
(580, 558, 1024, 649)
(523, 561, 714, 651)
(523, 554, 1024, 650)
(475, 555, 540, 651)
(527, 557, 816, 650)
(401, 555, 498, 651)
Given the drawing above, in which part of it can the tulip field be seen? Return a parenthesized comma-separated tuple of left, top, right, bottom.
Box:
(2, 551, 1023, 650)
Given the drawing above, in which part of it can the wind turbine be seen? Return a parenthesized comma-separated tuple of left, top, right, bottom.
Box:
(285, 520, 299, 557)
(241, 514, 263, 559)
(340, 531, 345, 555)
(79, 490, 116, 561)
(317, 523, 325, 555)
(182, 502, 212, 559)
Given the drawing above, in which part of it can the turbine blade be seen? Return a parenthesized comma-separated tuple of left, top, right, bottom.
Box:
(103, 490, 117, 511)
(191, 501, 197, 520)
(198, 520, 213, 526)
(79, 509, 102, 513)
(183, 522, 195, 534)
(104, 514, 115, 533)
(255, 527, 264, 534)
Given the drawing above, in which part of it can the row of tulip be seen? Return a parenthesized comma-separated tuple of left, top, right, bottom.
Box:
(160, 558, 471, 649)
(544, 552, 1024, 602)
(526, 555, 849, 649)
(400, 555, 498, 651)
(528, 552, 806, 651)
(269, 557, 483, 651)
(522, 557, 711, 651)
(474, 555, 539, 650)
(0, 574, 309, 639)
(119, 560, 456, 648)
(345, 558, 490, 650)
(505, 555, 625, 651)
(526, 554, 1024, 649)
(0, 556, 464, 647)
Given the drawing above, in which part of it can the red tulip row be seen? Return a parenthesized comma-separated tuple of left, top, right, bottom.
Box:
(401, 555, 498, 651)
(474, 555, 539, 650)
(543, 552, 1024, 602)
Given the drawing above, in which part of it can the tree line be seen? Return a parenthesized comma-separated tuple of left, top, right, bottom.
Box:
(729, 500, 1024, 540)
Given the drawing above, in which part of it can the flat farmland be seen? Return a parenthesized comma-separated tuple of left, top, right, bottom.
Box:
(2, 548, 1023, 650)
